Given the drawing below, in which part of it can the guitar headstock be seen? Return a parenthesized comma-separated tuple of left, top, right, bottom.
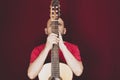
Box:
(50, 0, 60, 21)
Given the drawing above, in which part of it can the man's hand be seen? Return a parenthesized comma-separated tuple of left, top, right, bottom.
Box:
(45, 33, 59, 50)
(45, 32, 65, 51)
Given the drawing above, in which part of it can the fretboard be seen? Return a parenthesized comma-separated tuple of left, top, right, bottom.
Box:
(51, 44, 60, 78)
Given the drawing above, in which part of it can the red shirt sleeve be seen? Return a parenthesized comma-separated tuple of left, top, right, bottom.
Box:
(65, 42, 81, 61)
(30, 45, 45, 63)
(71, 45, 81, 61)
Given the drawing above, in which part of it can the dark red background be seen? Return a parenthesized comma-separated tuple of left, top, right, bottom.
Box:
(1, 0, 120, 80)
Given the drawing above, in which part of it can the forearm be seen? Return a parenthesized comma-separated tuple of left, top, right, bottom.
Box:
(60, 44, 83, 76)
(27, 33, 59, 79)
(27, 47, 50, 79)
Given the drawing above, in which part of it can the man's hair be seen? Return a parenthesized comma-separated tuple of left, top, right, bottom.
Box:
(47, 18, 64, 27)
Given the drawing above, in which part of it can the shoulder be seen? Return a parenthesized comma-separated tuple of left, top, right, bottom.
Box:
(64, 41, 78, 47)
(33, 43, 45, 51)
(64, 41, 79, 49)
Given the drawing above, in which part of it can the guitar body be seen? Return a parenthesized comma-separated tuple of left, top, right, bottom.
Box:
(38, 63, 73, 80)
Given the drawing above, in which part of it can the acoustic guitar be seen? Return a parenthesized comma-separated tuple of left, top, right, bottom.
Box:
(38, 0, 73, 80)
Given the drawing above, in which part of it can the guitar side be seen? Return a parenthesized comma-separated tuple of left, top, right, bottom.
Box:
(38, 63, 73, 80)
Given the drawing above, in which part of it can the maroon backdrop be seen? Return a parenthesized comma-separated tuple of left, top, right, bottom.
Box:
(1, 0, 120, 80)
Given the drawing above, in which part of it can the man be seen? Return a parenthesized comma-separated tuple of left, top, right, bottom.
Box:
(27, 18, 83, 79)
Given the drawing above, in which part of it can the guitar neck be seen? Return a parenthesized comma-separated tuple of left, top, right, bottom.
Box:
(51, 44, 60, 77)
(50, 0, 61, 78)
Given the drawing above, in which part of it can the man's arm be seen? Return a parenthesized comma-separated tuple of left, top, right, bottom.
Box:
(60, 44, 84, 76)
(27, 47, 50, 79)
(27, 33, 58, 79)
(59, 33, 84, 76)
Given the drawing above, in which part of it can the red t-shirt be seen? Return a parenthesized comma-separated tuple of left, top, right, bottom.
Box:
(30, 41, 81, 63)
